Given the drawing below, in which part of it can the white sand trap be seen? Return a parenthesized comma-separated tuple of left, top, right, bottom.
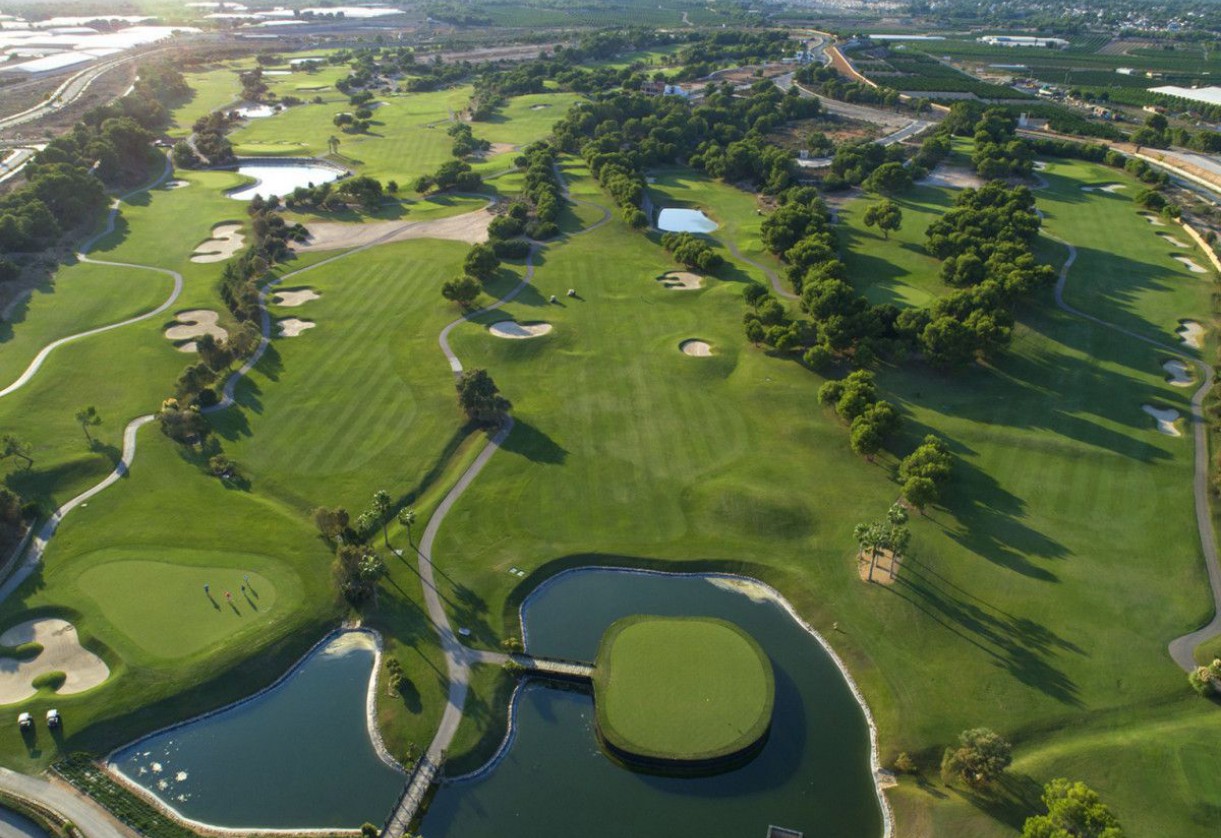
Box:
(488, 320, 552, 339)
(529, 104, 552, 110)
(163, 180, 190, 190)
(165, 310, 227, 352)
(1177, 320, 1204, 348)
(1163, 359, 1193, 386)
(0, 618, 109, 704)
(1141, 213, 1166, 226)
(657, 271, 703, 290)
(277, 318, 315, 337)
(1174, 256, 1208, 274)
(1081, 183, 1125, 193)
(679, 339, 712, 356)
(1159, 234, 1189, 248)
(293, 208, 493, 252)
(1143, 404, 1182, 437)
(487, 142, 516, 156)
(190, 223, 245, 264)
(922, 166, 984, 190)
(273, 288, 320, 307)
(1033, 161, 1048, 171)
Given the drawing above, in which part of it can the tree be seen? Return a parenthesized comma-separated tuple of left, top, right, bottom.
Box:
(328, 135, 340, 155)
(0, 434, 33, 469)
(372, 489, 392, 547)
(862, 162, 913, 195)
(441, 275, 482, 309)
(75, 406, 101, 444)
(313, 506, 350, 542)
(902, 476, 938, 514)
(1021, 778, 1124, 838)
(745, 318, 766, 346)
(397, 507, 417, 545)
(941, 728, 1012, 788)
(463, 243, 500, 282)
(456, 368, 511, 425)
(862, 199, 902, 239)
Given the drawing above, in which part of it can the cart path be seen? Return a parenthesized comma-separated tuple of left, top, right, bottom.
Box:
(1048, 232, 1221, 669)
(0, 156, 182, 400)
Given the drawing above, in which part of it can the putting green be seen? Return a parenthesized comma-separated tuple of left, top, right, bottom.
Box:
(593, 616, 774, 764)
(78, 558, 279, 659)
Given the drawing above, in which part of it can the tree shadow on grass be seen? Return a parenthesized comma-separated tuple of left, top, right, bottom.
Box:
(959, 771, 1046, 832)
(501, 419, 566, 465)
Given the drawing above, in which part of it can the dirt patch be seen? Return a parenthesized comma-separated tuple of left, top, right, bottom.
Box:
(1177, 320, 1204, 348)
(657, 271, 703, 290)
(190, 223, 245, 264)
(679, 339, 711, 357)
(1174, 255, 1208, 274)
(1164, 359, 1193, 386)
(273, 288, 320, 307)
(1143, 404, 1182, 437)
(0, 618, 110, 704)
(277, 318, 315, 337)
(165, 310, 227, 353)
(292, 207, 493, 252)
(858, 549, 898, 585)
(486, 142, 516, 156)
(488, 320, 551, 339)
(922, 166, 984, 190)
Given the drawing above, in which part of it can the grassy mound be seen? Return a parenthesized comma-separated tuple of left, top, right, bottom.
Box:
(31, 670, 66, 692)
(593, 615, 774, 765)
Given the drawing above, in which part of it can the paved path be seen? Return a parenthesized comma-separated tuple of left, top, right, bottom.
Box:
(0, 156, 182, 399)
(0, 768, 137, 838)
(723, 237, 797, 301)
(1046, 231, 1221, 669)
(385, 170, 611, 837)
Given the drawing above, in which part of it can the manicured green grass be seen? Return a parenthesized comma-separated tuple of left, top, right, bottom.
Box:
(593, 616, 773, 762)
(76, 555, 280, 658)
(470, 93, 583, 147)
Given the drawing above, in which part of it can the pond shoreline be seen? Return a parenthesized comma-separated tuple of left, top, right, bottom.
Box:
(101, 626, 403, 837)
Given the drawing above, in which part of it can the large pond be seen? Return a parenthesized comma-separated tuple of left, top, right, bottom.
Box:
(110, 632, 404, 831)
(227, 163, 341, 201)
(657, 207, 719, 233)
(0, 806, 48, 838)
(422, 568, 885, 838)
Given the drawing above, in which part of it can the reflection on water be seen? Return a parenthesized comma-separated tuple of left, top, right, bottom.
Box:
(228, 163, 341, 201)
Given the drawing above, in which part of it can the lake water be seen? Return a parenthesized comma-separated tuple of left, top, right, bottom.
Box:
(657, 207, 719, 233)
(227, 163, 341, 201)
(0, 806, 48, 838)
(110, 632, 404, 831)
(422, 568, 884, 838)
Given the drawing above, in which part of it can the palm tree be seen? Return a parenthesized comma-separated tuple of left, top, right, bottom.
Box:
(854, 521, 880, 581)
(397, 507, 417, 546)
(75, 405, 101, 444)
(372, 490, 392, 547)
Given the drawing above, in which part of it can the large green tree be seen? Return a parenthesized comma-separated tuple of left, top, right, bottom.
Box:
(1021, 778, 1124, 838)
(862, 199, 902, 239)
(941, 727, 1012, 788)
(456, 368, 511, 425)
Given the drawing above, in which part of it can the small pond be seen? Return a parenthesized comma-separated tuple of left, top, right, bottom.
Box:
(234, 104, 278, 119)
(227, 163, 341, 201)
(110, 631, 404, 831)
(421, 568, 885, 838)
(657, 207, 719, 233)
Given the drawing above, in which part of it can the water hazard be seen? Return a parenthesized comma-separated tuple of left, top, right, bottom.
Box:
(657, 207, 719, 233)
(421, 568, 885, 838)
(110, 632, 404, 831)
(227, 162, 341, 201)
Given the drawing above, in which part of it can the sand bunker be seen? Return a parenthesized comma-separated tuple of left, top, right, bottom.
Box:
(488, 320, 552, 339)
(0, 618, 109, 704)
(529, 104, 552, 110)
(1159, 234, 1189, 248)
(1163, 359, 1193, 386)
(1177, 320, 1205, 348)
(1141, 213, 1166, 226)
(922, 166, 984, 190)
(293, 208, 493, 252)
(163, 180, 190, 190)
(277, 318, 315, 337)
(1143, 404, 1182, 437)
(273, 288, 320, 307)
(1081, 183, 1125, 193)
(679, 339, 712, 357)
(165, 310, 228, 353)
(657, 271, 703, 290)
(190, 223, 245, 264)
(1033, 161, 1048, 171)
(1174, 256, 1208, 274)
(486, 142, 516, 156)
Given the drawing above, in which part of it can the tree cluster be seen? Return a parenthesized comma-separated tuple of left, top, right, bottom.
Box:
(970, 109, 1034, 180)
(456, 369, 511, 426)
(1021, 778, 1124, 838)
(660, 232, 723, 272)
(854, 502, 910, 581)
(448, 122, 491, 158)
(0, 488, 31, 558)
(818, 371, 902, 460)
(442, 242, 502, 308)
(899, 435, 953, 512)
(414, 160, 483, 194)
(941, 727, 1012, 789)
(284, 176, 386, 212)
(825, 140, 908, 192)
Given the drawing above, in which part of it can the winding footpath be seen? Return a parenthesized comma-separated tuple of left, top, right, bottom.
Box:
(724, 236, 797, 301)
(0, 157, 183, 399)
(1047, 233, 1221, 669)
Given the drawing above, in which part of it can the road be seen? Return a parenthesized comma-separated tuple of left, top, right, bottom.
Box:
(0, 769, 137, 838)
(774, 73, 935, 145)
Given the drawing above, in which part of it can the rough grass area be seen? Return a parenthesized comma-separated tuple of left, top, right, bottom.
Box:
(593, 616, 773, 762)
